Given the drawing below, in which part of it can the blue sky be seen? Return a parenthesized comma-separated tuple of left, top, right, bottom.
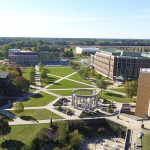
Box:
(0, 0, 150, 39)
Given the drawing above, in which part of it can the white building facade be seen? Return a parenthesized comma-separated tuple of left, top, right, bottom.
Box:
(76, 46, 99, 55)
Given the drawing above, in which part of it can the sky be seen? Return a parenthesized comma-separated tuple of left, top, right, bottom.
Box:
(0, 0, 150, 39)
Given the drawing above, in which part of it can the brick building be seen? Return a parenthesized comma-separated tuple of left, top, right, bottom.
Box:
(91, 49, 150, 80)
(135, 68, 150, 118)
(9, 51, 38, 66)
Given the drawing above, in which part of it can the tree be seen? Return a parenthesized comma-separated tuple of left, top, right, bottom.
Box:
(96, 78, 108, 97)
(15, 76, 30, 93)
(96, 73, 102, 80)
(50, 118, 53, 128)
(13, 102, 24, 116)
(40, 68, 47, 81)
(56, 122, 69, 145)
(0, 119, 11, 140)
(9, 70, 19, 79)
(124, 81, 137, 101)
(69, 130, 83, 149)
(29, 66, 35, 83)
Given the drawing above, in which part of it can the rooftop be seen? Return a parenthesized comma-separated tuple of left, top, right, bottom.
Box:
(140, 68, 150, 73)
(12, 51, 38, 55)
(99, 49, 143, 58)
(0, 72, 9, 78)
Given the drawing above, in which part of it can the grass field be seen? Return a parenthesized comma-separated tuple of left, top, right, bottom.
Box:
(21, 92, 56, 107)
(100, 91, 136, 103)
(142, 134, 150, 150)
(22, 67, 31, 81)
(46, 67, 74, 77)
(10, 109, 63, 120)
(68, 73, 91, 84)
(49, 90, 73, 96)
(49, 79, 92, 89)
(41, 75, 59, 87)
(109, 87, 125, 93)
(0, 124, 49, 148)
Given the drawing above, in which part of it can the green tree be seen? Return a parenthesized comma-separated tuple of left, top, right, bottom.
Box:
(96, 79, 108, 98)
(56, 122, 69, 145)
(9, 70, 19, 79)
(29, 66, 35, 83)
(0, 119, 11, 140)
(124, 81, 137, 101)
(40, 68, 47, 81)
(15, 76, 30, 93)
(69, 130, 83, 149)
(13, 102, 24, 116)
(96, 73, 102, 80)
(50, 118, 53, 128)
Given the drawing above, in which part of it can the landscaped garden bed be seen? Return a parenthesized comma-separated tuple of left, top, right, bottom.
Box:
(79, 110, 107, 118)
(56, 106, 74, 116)
(53, 97, 70, 106)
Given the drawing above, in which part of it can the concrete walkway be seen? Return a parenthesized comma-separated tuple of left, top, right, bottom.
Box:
(35, 65, 41, 88)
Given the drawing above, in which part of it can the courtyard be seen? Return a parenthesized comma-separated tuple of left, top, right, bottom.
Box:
(0, 66, 149, 149)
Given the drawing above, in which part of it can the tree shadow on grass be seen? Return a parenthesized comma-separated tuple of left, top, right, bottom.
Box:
(30, 93, 43, 98)
(20, 115, 38, 122)
(43, 76, 58, 85)
(52, 82, 61, 86)
(106, 92, 125, 98)
(1, 139, 25, 150)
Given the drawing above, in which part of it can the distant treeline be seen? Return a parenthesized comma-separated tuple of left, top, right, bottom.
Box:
(0, 37, 150, 47)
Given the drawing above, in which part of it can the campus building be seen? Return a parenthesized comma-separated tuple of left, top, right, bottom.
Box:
(9, 49, 67, 66)
(76, 46, 99, 55)
(38, 51, 64, 65)
(0, 72, 10, 95)
(135, 68, 150, 118)
(91, 49, 150, 80)
(9, 50, 38, 66)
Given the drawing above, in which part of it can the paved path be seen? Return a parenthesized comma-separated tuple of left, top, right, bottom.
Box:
(35, 65, 41, 88)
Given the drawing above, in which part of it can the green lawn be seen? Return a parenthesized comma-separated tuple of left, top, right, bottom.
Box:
(21, 92, 56, 107)
(46, 67, 74, 77)
(99, 91, 136, 103)
(49, 90, 73, 96)
(69, 73, 91, 84)
(10, 109, 63, 120)
(49, 79, 92, 89)
(142, 134, 150, 150)
(0, 124, 49, 148)
(41, 75, 59, 87)
(22, 67, 31, 81)
(109, 87, 125, 94)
